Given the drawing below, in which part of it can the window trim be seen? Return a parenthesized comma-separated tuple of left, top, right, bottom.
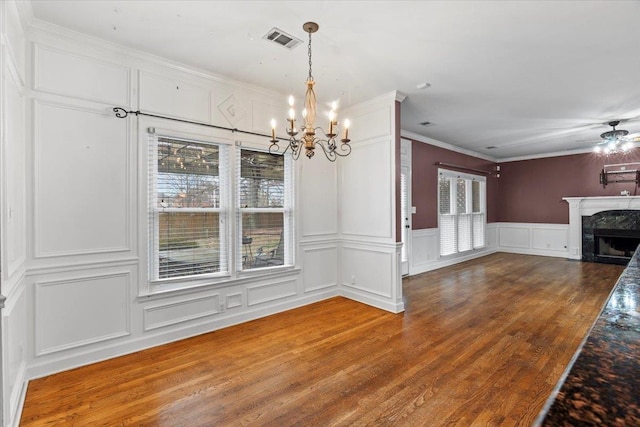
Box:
(236, 147, 294, 273)
(142, 124, 296, 294)
(437, 168, 486, 258)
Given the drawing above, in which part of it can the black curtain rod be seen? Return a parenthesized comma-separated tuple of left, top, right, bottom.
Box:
(434, 161, 492, 176)
(112, 107, 283, 141)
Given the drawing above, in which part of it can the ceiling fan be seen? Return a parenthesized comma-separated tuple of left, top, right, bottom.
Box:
(592, 119, 640, 154)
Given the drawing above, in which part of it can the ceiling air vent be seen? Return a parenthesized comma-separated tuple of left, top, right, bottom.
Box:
(485, 146, 498, 149)
(263, 27, 302, 49)
(419, 121, 434, 127)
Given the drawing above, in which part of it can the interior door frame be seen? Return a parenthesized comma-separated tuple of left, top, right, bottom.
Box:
(400, 138, 412, 276)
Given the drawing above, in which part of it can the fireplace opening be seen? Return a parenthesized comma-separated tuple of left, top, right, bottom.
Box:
(594, 228, 640, 265)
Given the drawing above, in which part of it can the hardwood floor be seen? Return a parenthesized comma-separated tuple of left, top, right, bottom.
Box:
(20, 253, 624, 426)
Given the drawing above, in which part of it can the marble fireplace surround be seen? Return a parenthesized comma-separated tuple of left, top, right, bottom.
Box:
(564, 196, 640, 260)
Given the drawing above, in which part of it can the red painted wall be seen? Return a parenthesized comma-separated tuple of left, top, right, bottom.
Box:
(410, 139, 498, 229)
(497, 151, 640, 224)
(410, 137, 640, 229)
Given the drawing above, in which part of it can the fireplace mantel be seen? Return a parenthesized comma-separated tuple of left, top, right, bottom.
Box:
(563, 196, 640, 259)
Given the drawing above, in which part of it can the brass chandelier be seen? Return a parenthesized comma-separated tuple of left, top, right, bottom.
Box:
(269, 22, 351, 161)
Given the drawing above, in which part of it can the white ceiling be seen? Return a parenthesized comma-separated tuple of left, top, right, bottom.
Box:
(29, 0, 640, 159)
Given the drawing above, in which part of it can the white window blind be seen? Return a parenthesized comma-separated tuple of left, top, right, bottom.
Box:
(237, 149, 293, 270)
(439, 174, 456, 256)
(438, 170, 486, 257)
(149, 134, 228, 280)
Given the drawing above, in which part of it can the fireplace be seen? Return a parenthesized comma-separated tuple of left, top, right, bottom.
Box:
(582, 210, 640, 265)
(593, 228, 640, 265)
(564, 196, 640, 261)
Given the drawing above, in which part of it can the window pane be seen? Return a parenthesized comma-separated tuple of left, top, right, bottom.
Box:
(157, 138, 220, 208)
(458, 214, 472, 252)
(158, 212, 220, 278)
(241, 212, 284, 269)
(440, 215, 456, 256)
(239, 150, 284, 208)
(456, 178, 467, 214)
(473, 213, 485, 248)
(439, 176, 451, 214)
(472, 180, 481, 213)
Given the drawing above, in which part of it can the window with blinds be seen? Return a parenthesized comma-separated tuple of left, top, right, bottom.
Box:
(149, 136, 228, 280)
(238, 149, 292, 270)
(438, 170, 486, 257)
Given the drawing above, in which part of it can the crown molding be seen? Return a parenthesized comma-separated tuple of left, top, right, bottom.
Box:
(497, 146, 597, 163)
(401, 130, 497, 162)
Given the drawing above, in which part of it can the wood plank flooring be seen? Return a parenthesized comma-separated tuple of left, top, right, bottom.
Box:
(20, 253, 624, 426)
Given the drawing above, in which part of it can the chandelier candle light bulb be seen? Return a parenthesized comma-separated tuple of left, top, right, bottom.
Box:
(270, 119, 276, 142)
(267, 22, 352, 161)
(343, 119, 350, 141)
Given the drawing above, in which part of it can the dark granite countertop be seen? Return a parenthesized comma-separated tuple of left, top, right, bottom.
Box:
(536, 248, 640, 426)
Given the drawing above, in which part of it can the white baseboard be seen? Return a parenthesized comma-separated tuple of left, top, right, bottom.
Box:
(341, 285, 404, 314)
(411, 247, 498, 275)
(6, 362, 27, 427)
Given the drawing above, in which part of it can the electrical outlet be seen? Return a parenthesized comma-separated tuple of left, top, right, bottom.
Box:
(351, 275, 356, 284)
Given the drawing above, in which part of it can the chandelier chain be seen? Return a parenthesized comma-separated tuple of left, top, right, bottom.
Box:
(307, 31, 313, 81)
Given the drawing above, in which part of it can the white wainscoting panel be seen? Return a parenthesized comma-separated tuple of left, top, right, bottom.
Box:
(34, 45, 130, 105)
(226, 292, 243, 309)
(139, 70, 211, 123)
(498, 225, 530, 249)
(497, 222, 569, 257)
(411, 228, 438, 272)
(35, 271, 131, 356)
(299, 157, 337, 238)
(340, 242, 403, 313)
(531, 226, 569, 253)
(3, 57, 26, 282)
(409, 227, 496, 276)
(247, 278, 298, 307)
(34, 101, 130, 258)
(340, 138, 392, 239)
(341, 245, 392, 298)
(143, 294, 220, 331)
(408, 223, 569, 276)
(301, 244, 338, 293)
(487, 223, 498, 248)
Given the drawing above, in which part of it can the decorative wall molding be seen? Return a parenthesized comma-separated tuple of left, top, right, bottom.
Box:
(409, 227, 498, 276)
(34, 271, 131, 356)
(34, 44, 130, 106)
(301, 245, 338, 293)
(408, 222, 567, 276)
(496, 222, 569, 257)
(247, 279, 298, 307)
(138, 69, 211, 123)
(143, 294, 220, 331)
(32, 99, 132, 260)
